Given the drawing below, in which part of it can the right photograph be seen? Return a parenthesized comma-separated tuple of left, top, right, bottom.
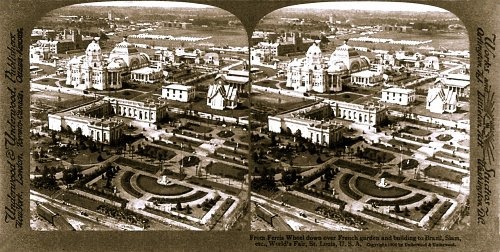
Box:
(249, 1, 470, 231)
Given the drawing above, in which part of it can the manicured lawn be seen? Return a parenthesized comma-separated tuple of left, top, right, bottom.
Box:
(394, 205, 428, 222)
(434, 151, 460, 160)
(30, 90, 97, 110)
(77, 186, 129, 205)
(366, 193, 426, 206)
(205, 162, 247, 180)
(137, 145, 176, 161)
(373, 143, 413, 156)
(104, 89, 144, 100)
(398, 159, 419, 170)
(114, 157, 160, 174)
(251, 93, 317, 114)
(388, 139, 421, 151)
(426, 156, 467, 169)
(380, 172, 406, 183)
(149, 190, 208, 204)
(55, 191, 112, 211)
(427, 200, 454, 229)
(355, 177, 411, 198)
(361, 148, 395, 163)
(224, 140, 249, 150)
(402, 126, 432, 136)
(37, 77, 59, 87)
(73, 150, 111, 165)
(254, 79, 279, 89)
(296, 187, 346, 207)
(143, 206, 204, 229)
(216, 130, 235, 138)
(281, 192, 322, 213)
(338, 173, 362, 200)
(211, 153, 246, 166)
(214, 147, 246, 157)
(136, 175, 193, 196)
(180, 122, 213, 134)
(92, 177, 115, 194)
(176, 130, 212, 141)
(253, 159, 281, 175)
(292, 153, 331, 166)
(153, 140, 195, 153)
(120, 171, 144, 198)
(436, 134, 453, 141)
(208, 198, 236, 229)
(397, 133, 430, 144)
(424, 166, 467, 184)
(333, 159, 379, 177)
(179, 156, 201, 167)
(186, 177, 243, 196)
(406, 179, 459, 198)
(361, 208, 416, 229)
(168, 136, 203, 147)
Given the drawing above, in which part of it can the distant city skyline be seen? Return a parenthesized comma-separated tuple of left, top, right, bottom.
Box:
(79, 1, 448, 12)
(287, 1, 448, 12)
(79, 1, 213, 8)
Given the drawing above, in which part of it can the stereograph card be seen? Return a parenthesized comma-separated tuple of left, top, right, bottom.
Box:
(0, 0, 498, 251)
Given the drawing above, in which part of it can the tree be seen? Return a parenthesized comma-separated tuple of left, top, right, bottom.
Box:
(33, 151, 40, 160)
(66, 125, 73, 135)
(404, 207, 410, 216)
(97, 153, 104, 162)
(376, 155, 383, 173)
(62, 166, 81, 185)
(394, 204, 401, 213)
(157, 151, 165, 171)
(51, 131, 57, 144)
(32, 166, 58, 190)
(75, 127, 83, 138)
(356, 146, 362, 158)
(130, 145, 135, 158)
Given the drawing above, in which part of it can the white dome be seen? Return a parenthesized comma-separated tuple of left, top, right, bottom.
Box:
(110, 37, 139, 55)
(306, 43, 322, 57)
(86, 39, 101, 53)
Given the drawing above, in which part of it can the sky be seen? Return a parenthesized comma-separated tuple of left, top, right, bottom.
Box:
(285, 2, 447, 12)
(79, 1, 213, 8)
(79, 1, 447, 12)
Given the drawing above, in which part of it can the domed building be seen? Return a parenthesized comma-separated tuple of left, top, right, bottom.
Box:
(286, 40, 372, 93)
(66, 37, 163, 90)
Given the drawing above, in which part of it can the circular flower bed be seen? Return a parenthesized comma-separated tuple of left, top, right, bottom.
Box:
(216, 130, 235, 138)
(436, 134, 453, 141)
(179, 156, 200, 167)
(354, 177, 411, 198)
(135, 175, 193, 196)
(398, 159, 419, 170)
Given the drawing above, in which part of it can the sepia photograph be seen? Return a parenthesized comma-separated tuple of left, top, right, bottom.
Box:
(28, 1, 250, 231)
(0, 0, 498, 251)
(249, 1, 470, 231)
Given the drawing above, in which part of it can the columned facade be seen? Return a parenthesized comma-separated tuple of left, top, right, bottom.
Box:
(107, 97, 168, 123)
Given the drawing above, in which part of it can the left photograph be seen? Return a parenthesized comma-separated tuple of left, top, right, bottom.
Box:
(29, 1, 251, 231)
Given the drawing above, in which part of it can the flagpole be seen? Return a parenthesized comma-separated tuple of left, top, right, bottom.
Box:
(399, 145, 402, 176)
